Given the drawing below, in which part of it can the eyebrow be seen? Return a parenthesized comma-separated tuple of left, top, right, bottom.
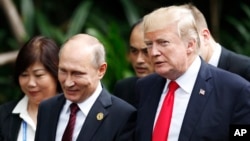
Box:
(129, 46, 147, 50)
(33, 68, 46, 72)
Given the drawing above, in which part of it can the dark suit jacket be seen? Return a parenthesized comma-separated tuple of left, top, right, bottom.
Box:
(218, 47, 250, 81)
(113, 76, 139, 107)
(135, 59, 250, 141)
(35, 88, 136, 141)
(0, 100, 22, 141)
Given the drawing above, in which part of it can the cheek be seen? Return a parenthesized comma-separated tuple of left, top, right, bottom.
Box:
(40, 79, 57, 95)
(129, 54, 137, 62)
(39, 77, 55, 88)
(58, 73, 66, 83)
(18, 77, 27, 89)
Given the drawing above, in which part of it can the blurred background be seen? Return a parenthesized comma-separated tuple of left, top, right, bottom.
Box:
(0, 0, 250, 104)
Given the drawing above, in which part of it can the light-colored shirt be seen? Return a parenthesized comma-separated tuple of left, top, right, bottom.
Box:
(56, 82, 102, 141)
(208, 43, 222, 67)
(153, 56, 201, 141)
(12, 96, 36, 141)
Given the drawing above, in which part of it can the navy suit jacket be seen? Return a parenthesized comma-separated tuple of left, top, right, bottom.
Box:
(0, 100, 22, 141)
(113, 76, 139, 107)
(218, 47, 250, 81)
(135, 59, 250, 141)
(35, 88, 136, 141)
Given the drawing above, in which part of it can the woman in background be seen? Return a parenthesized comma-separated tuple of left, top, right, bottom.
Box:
(0, 35, 61, 141)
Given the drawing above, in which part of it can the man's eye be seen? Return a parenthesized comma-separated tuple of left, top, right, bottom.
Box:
(130, 47, 139, 53)
(145, 42, 152, 48)
(142, 48, 148, 55)
(159, 41, 170, 46)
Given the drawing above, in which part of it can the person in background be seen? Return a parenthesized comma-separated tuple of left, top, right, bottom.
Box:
(184, 3, 250, 81)
(113, 19, 154, 107)
(0, 35, 61, 141)
(135, 5, 250, 141)
(35, 33, 136, 141)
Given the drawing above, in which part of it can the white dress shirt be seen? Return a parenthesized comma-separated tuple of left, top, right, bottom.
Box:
(12, 96, 36, 141)
(153, 56, 201, 141)
(56, 82, 102, 141)
(208, 43, 222, 67)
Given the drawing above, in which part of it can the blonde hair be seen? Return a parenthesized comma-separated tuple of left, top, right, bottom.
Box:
(180, 3, 208, 32)
(143, 5, 200, 50)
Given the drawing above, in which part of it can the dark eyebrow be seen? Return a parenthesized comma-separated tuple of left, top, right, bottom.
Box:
(129, 46, 138, 49)
(130, 46, 147, 51)
(33, 68, 46, 73)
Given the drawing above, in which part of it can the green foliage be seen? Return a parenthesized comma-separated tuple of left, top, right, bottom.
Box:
(65, 0, 93, 40)
(221, 2, 250, 56)
(21, 0, 35, 35)
(120, 0, 140, 25)
(0, 0, 140, 103)
(86, 24, 133, 91)
(35, 9, 65, 42)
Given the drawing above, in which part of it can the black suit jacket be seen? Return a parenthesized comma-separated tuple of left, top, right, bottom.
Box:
(113, 76, 138, 107)
(218, 47, 250, 81)
(135, 59, 250, 141)
(0, 100, 22, 141)
(35, 88, 136, 141)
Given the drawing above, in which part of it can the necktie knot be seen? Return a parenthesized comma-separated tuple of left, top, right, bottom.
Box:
(168, 81, 179, 92)
(70, 103, 79, 115)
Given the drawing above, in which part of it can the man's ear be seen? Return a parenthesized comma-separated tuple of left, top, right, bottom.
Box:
(98, 62, 107, 79)
(201, 28, 211, 42)
(187, 39, 196, 54)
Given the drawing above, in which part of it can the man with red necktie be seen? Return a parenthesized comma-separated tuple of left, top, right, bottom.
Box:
(135, 4, 250, 141)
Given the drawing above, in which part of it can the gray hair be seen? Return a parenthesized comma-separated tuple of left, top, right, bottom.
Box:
(91, 43, 106, 68)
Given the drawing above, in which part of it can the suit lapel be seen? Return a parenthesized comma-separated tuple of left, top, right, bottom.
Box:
(178, 61, 213, 141)
(49, 95, 66, 140)
(217, 47, 229, 69)
(76, 89, 111, 141)
(10, 114, 22, 141)
(138, 74, 166, 140)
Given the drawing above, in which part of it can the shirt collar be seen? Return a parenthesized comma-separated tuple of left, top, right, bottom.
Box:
(12, 95, 36, 130)
(65, 81, 102, 117)
(12, 95, 28, 114)
(166, 56, 201, 94)
(208, 43, 221, 67)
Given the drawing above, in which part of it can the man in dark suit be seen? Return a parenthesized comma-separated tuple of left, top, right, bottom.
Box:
(113, 19, 154, 107)
(186, 4, 250, 81)
(35, 34, 136, 141)
(135, 5, 250, 141)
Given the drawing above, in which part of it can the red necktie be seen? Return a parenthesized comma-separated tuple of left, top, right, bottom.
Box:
(152, 81, 179, 141)
(62, 103, 79, 141)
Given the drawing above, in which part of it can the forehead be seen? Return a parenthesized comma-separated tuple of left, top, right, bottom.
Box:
(130, 27, 143, 41)
(59, 50, 93, 73)
(62, 39, 93, 55)
(60, 41, 93, 64)
(130, 26, 146, 49)
(144, 24, 178, 41)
